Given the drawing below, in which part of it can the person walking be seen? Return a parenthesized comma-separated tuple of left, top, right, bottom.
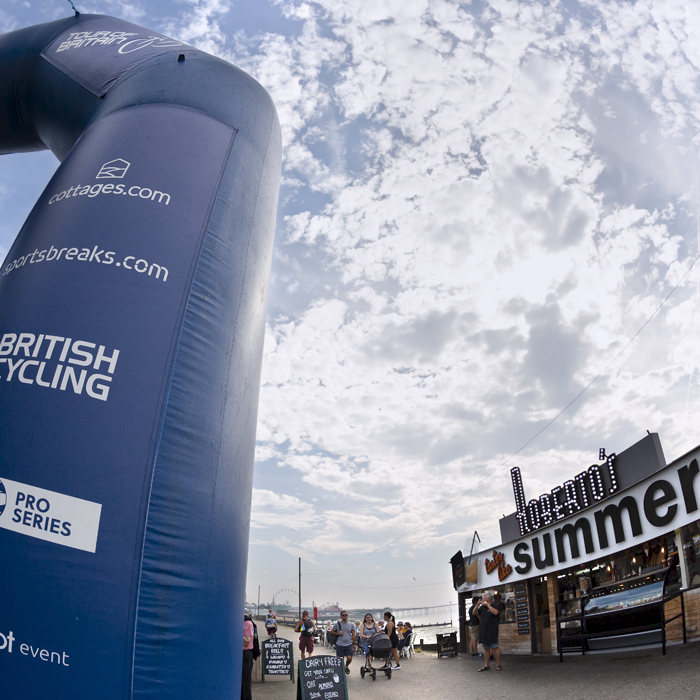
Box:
(265, 610, 278, 638)
(359, 613, 379, 666)
(295, 610, 316, 659)
(468, 596, 483, 658)
(477, 593, 502, 672)
(353, 620, 363, 655)
(383, 611, 401, 670)
(329, 610, 358, 674)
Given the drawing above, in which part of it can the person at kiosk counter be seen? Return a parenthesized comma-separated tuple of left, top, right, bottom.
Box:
(295, 610, 316, 659)
(328, 611, 358, 674)
(468, 596, 483, 658)
(477, 593, 501, 672)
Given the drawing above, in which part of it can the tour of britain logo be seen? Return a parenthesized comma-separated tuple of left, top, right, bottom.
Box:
(96, 159, 130, 179)
(0, 479, 6, 517)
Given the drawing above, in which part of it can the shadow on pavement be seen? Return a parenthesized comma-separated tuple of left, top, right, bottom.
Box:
(253, 624, 700, 700)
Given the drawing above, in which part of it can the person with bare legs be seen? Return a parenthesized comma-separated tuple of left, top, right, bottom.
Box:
(383, 611, 401, 670)
(295, 610, 316, 659)
(360, 613, 379, 668)
(468, 596, 483, 658)
(329, 611, 357, 674)
(477, 593, 502, 672)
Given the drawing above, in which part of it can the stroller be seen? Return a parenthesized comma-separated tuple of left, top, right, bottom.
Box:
(360, 632, 393, 680)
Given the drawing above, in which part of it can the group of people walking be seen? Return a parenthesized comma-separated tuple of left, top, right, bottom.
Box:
(356, 611, 411, 671)
(291, 609, 412, 675)
(242, 606, 416, 700)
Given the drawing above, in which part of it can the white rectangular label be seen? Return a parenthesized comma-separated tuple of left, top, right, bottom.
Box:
(0, 478, 102, 553)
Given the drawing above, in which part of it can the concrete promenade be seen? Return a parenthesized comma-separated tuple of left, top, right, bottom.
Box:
(253, 624, 700, 700)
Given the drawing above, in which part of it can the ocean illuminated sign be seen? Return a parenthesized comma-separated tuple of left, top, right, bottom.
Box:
(455, 446, 700, 591)
(511, 454, 618, 537)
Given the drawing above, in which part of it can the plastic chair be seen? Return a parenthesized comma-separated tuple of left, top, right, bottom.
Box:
(400, 631, 415, 658)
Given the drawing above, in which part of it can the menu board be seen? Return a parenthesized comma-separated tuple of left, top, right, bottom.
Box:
(297, 656, 348, 700)
(514, 582, 530, 635)
(262, 638, 294, 681)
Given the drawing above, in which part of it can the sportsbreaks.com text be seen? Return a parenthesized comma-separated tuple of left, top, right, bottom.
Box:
(3, 245, 168, 281)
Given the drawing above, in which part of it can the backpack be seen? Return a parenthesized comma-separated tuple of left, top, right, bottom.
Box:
(333, 620, 353, 646)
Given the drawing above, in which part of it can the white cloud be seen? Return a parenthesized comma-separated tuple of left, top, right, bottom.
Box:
(6, 0, 700, 607)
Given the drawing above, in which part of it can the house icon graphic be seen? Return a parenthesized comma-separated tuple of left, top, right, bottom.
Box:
(96, 159, 130, 179)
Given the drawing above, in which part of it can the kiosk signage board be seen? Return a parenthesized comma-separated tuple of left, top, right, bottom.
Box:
(297, 656, 348, 700)
(457, 436, 700, 592)
(262, 638, 294, 681)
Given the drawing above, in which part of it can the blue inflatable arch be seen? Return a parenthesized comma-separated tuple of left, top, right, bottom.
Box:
(0, 14, 280, 698)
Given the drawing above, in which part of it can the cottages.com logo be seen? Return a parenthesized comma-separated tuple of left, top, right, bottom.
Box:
(0, 480, 6, 517)
(96, 158, 130, 179)
(48, 159, 171, 206)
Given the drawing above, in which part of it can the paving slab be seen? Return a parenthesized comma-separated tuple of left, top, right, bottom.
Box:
(253, 624, 700, 700)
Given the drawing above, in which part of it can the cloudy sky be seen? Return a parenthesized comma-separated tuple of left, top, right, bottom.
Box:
(3, 0, 700, 611)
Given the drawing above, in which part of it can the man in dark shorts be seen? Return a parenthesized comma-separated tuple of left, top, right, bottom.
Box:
(329, 610, 357, 674)
(295, 610, 316, 659)
(468, 596, 482, 658)
(477, 592, 501, 671)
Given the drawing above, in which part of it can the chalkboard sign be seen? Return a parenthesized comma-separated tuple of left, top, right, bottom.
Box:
(436, 631, 458, 658)
(262, 638, 294, 682)
(297, 655, 348, 700)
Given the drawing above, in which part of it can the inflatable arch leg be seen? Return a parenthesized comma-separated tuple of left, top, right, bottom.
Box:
(0, 14, 281, 699)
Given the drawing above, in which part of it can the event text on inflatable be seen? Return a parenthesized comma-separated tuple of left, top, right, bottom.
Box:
(0, 628, 70, 668)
